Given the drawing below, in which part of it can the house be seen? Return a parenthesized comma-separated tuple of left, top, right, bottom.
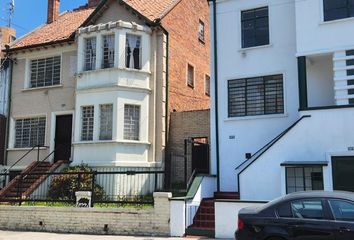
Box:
(210, 0, 354, 201)
(1, 0, 210, 196)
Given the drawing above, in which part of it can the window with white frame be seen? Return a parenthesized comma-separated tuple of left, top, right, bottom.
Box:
(125, 34, 142, 70)
(14, 117, 46, 148)
(102, 35, 115, 69)
(323, 0, 354, 22)
(198, 20, 205, 43)
(286, 166, 324, 194)
(205, 74, 210, 96)
(81, 106, 94, 141)
(30, 56, 61, 88)
(84, 37, 97, 71)
(187, 64, 194, 88)
(124, 104, 140, 140)
(99, 104, 113, 140)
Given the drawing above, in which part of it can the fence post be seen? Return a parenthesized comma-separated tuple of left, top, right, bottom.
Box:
(154, 172, 158, 191)
(37, 145, 40, 162)
(91, 171, 96, 207)
(184, 139, 188, 189)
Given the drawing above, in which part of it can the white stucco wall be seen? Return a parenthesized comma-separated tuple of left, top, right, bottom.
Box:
(239, 108, 354, 201)
(215, 200, 266, 239)
(210, 0, 299, 192)
(296, 0, 354, 55)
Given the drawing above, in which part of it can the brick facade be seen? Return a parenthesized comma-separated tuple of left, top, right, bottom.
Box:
(162, 0, 210, 113)
(0, 192, 171, 236)
(0, 27, 16, 58)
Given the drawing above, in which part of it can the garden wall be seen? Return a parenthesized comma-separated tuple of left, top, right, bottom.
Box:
(0, 192, 171, 236)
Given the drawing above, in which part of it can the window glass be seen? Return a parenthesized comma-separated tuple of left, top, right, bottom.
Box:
(323, 0, 354, 21)
(30, 56, 61, 88)
(329, 200, 354, 222)
(99, 104, 113, 140)
(277, 202, 293, 218)
(228, 74, 283, 117)
(205, 75, 210, 96)
(102, 35, 115, 69)
(291, 200, 325, 219)
(198, 20, 205, 42)
(84, 37, 96, 71)
(241, 7, 269, 48)
(15, 117, 46, 148)
(124, 105, 140, 141)
(126, 34, 142, 70)
(286, 167, 324, 194)
(187, 64, 194, 88)
(81, 106, 94, 141)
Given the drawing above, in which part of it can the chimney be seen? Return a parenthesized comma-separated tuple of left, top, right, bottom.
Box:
(88, 0, 100, 8)
(47, 0, 60, 24)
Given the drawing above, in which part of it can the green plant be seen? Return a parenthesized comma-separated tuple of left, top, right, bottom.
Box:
(48, 164, 104, 201)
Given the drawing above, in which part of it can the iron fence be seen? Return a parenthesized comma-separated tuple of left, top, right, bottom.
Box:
(0, 170, 164, 206)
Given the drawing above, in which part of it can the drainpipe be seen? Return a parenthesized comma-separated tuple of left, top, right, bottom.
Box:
(4, 47, 13, 166)
(210, 0, 220, 192)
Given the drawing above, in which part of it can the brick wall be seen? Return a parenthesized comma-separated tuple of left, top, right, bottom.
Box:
(0, 27, 16, 58)
(0, 192, 171, 236)
(162, 0, 210, 113)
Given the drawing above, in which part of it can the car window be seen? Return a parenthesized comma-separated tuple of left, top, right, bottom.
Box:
(277, 202, 293, 218)
(291, 199, 324, 220)
(329, 200, 354, 222)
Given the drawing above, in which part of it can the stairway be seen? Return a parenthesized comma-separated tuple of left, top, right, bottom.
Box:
(0, 161, 64, 201)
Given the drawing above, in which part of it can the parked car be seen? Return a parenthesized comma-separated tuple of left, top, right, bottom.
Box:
(235, 191, 354, 240)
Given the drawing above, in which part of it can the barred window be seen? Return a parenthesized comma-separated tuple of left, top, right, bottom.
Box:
(187, 64, 194, 88)
(15, 117, 46, 148)
(81, 106, 94, 141)
(324, 0, 354, 22)
(198, 20, 205, 42)
(126, 34, 142, 70)
(124, 105, 140, 141)
(99, 104, 113, 140)
(84, 37, 97, 71)
(102, 35, 115, 69)
(241, 7, 269, 48)
(205, 75, 210, 96)
(30, 56, 61, 88)
(228, 74, 284, 117)
(286, 167, 324, 194)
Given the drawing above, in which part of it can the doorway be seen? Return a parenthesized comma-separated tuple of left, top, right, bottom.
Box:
(54, 115, 73, 162)
(191, 137, 210, 175)
(332, 156, 354, 192)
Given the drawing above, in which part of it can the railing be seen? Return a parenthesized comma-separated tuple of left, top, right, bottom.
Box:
(0, 170, 165, 206)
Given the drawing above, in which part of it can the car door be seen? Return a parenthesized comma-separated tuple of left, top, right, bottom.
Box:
(327, 199, 354, 240)
(287, 199, 336, 240)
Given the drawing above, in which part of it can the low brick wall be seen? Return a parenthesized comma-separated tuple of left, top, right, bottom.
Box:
(0, 192, 171, 236)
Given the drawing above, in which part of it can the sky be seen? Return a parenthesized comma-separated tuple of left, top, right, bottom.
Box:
(0, 0, 88, 37)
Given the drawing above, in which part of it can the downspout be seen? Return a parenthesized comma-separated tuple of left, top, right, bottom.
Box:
(4, 48, 13, 166)
(211, 0, 220, 192)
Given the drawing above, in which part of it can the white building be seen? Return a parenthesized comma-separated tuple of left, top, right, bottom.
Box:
(210, 0, 354, 200)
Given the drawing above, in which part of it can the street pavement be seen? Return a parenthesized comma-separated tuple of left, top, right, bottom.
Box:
(0, 231, 217, 240)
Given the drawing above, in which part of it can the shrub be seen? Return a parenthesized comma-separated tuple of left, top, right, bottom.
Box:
(48, 164, 104, 201)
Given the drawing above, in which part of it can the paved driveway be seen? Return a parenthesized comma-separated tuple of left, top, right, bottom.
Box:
(0, 231, 215, 240)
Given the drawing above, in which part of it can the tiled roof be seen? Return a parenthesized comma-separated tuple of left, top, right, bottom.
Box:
(10, 7, 94, 50)
(10, 0, 181, 51)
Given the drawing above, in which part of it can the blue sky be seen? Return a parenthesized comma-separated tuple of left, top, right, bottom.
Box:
(0, 0, 88, 37)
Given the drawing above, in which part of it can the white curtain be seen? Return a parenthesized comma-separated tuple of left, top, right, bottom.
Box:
(126, 35, 139, 68)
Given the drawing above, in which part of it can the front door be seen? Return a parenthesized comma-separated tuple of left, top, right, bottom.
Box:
(54, 115, 72, 162)
(332, 156, 354, 192)
(191, 138, 210, 174)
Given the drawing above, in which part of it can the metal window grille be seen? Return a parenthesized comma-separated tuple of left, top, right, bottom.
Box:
(15, 117, 46, 148)
(84, 37, 97, 71)
(125, 34, 142, 70)
(187, 64, 194, 87)
(81, 106, 94, 141)
(205, 75, 210, 95)
(324, 0, 354, 22)
(102, 35, 115, 69)
(198, 20, 205, 42)
(241, 7, 269, 48)
(228, 74, 284, 117)
(30, 56, 61, 88)
(124, 104, 140, 141)
(286, 167, 324, 194)
(99, 104, 113, 140)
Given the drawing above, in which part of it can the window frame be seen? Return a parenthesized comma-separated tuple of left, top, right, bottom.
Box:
(205, 74, 210, 96)
(198, 19, 205, 43)
(323, 0, 354, 22)
(125, 34, 142, 70)
(187, 63, 195, 88)
(80, 105, 95, 141)
(99, 104, 113, 141)
(14, 116, 46, 149)
(285, 166, 324, 194)
(123, 104, 141, 141)
(84, 37, 97, 71)
(102, 34, 115, 69)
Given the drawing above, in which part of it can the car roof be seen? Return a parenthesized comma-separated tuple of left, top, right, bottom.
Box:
(282, 191, 354, 201)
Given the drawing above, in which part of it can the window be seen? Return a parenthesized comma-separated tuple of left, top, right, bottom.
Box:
(228, 74, 284, 117)
(84, 37, 97, 71)
(99, 104, 113, 140)
(329, 200, 354, 221)
(187, 64, 194, 88)
(323, 0, 354, 22)
(125, 34, 142, 70)
(241, 7, 269, 48)
(205, 75, 210, 96)
(198, 20, 205, 42)
(15, 117, 46, 148)
(124, 105, 140, 140)
(291, 200, 325, 219)
(286, 167, 324, 194)
(277, 202, 293, 218)
(30, 56, 61, 88)
(102, 35, 115, 69)
(81, 106, 94, 141)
